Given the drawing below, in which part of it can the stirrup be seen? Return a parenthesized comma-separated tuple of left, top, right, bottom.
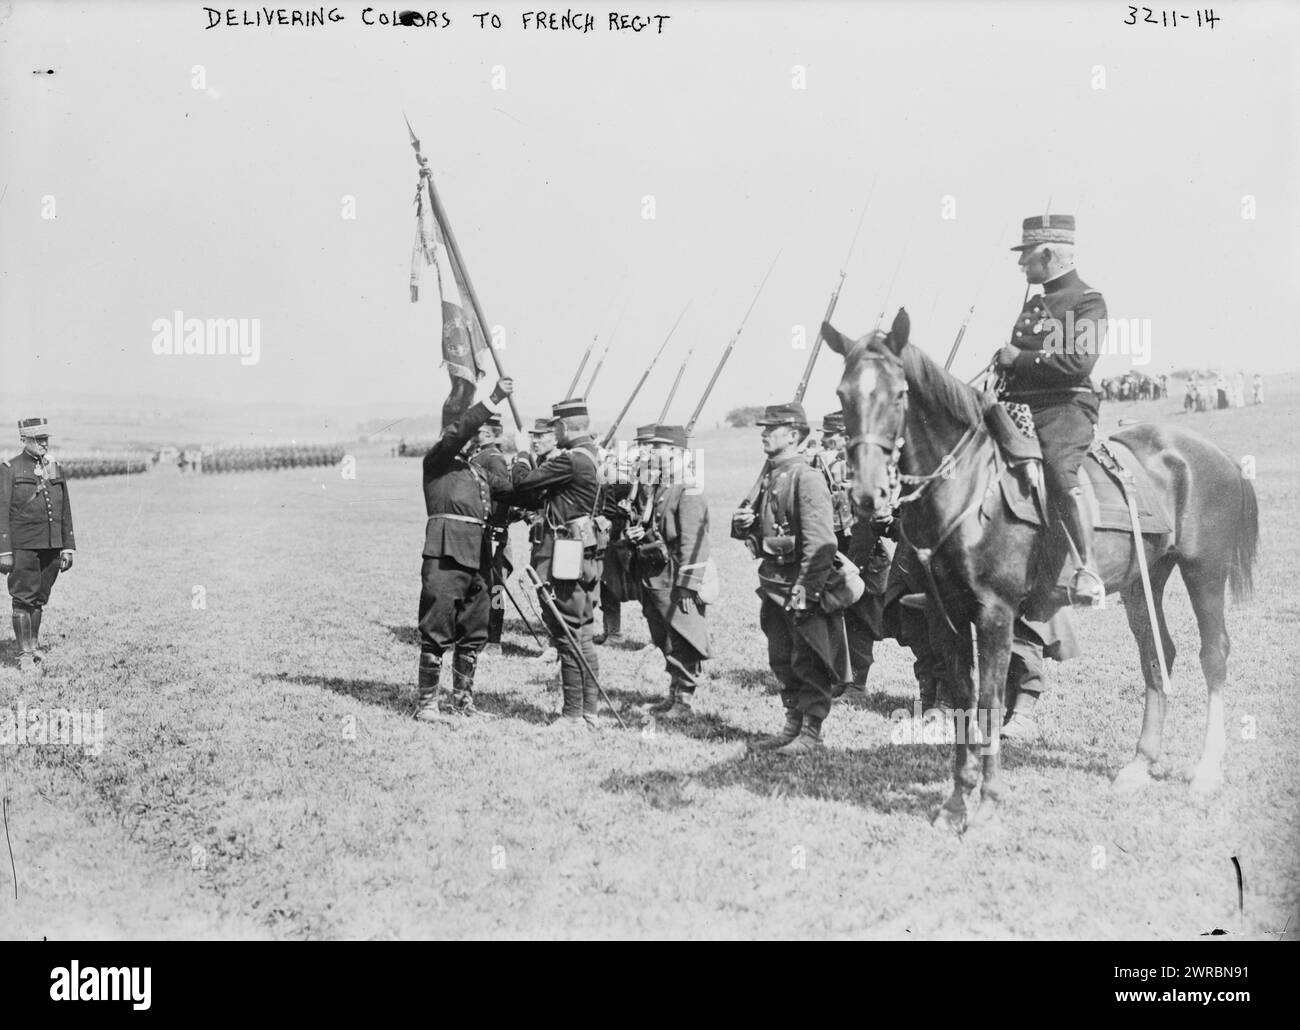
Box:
(1068, 566, 1106, 609)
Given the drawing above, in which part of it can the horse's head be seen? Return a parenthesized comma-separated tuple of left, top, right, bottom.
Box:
(823, 307, 911, 517)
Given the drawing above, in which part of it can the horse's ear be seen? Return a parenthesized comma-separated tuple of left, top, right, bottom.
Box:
(886, 307, 910, 355)
(821, 321, 853, 357)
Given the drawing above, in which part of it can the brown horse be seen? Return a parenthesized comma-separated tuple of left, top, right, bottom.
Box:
(823, 310, 1258, 833)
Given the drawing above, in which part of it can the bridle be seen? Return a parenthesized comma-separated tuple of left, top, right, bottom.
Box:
(841, 346, 996, 637)
(843, 350, 982, 507)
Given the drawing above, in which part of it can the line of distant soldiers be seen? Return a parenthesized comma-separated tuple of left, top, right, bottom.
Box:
(413, 379, 980, 753)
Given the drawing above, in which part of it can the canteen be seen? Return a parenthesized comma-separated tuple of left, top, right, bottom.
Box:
(551, 538, 584, 582)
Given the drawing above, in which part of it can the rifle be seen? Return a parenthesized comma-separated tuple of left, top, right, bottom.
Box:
(600, 302, 690, 449)
(739, 188, 875, 507)
(405, 114, 523, 430)
(658, 345, 695, 423)
(566, 336, 597, 399)
(582, 296, 630, 399)
(684, 249, 782, 437)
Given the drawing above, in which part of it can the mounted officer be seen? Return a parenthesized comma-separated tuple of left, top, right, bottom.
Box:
(0, 417, 76, 675)
(627, 424, 711, 720)
(511, 397, 606, 732)
(416, 379, 515, 722)
(732, 402, 849, 754)
(995, 214, 1107, 607)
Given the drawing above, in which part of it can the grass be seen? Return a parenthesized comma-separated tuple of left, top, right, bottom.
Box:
(1, 378, 1298, 939)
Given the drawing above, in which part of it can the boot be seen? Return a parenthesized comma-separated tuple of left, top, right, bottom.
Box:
(594, 603, 622, 645)
(12, 609, 39, 676)
(775, 713, 825, 755)
(754, 709, 802, 751)
(550, 675, 587, 732)
(415, 652, 451, 724)
(30, 608, 43, 664)
(582, 677, 601, 730)
(649, 684, 677, 713)
(660, 690, 694, 720)
(1001, 689, 1040, 742)
(450, 650, 481, 717)
(1062, 487, 1105, 608)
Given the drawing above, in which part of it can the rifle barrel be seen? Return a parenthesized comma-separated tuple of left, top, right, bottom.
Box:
(601, 302, 690, 448)
(684, 250, 781, 435)
(659, 350, 693, 423)
(566, 336, 597, 398)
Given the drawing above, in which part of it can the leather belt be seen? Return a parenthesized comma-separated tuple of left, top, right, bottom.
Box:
(427, 513, 486, 526)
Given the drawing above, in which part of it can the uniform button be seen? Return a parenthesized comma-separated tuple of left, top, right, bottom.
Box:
(1015, 331, 1023, 338)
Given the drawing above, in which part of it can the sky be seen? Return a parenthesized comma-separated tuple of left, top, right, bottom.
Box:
(2, 0, 1297, 431)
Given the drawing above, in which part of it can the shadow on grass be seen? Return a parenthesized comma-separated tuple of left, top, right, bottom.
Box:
(279, 672, 410, 715)
(602, 743, 953, 816)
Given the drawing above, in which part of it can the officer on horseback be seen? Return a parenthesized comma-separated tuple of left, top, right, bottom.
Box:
(995, 214, 1106, 607)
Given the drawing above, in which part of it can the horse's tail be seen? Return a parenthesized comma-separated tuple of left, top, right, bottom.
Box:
(1230, 474, 1258, 604)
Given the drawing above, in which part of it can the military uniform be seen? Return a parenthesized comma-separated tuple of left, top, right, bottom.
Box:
(733, 403, 848, 752)
(814, 411, 895, 690)
(469, 413, 517, 646)
(511, 399, 605, 727)
(997, 214, 1101, 737)
(1, 418, 75, 674)
(1000, 214, 1106, 608)
(417, 398, 512, 720)
(633, 425, 711, 718)
(595, 424, 654, 644)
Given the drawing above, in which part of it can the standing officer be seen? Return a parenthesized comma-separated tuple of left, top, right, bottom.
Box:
(595, 424, 654, 645)
(417, 379, 515, 722)
(469, 411, 516, 647)
(511, 398, 605, 731)
(814, 411, 895, 695)
(1, 417, 75, 675)
(627, 425, 711, 720)
(995, 214, 1106, 607)
(732, 402, 848, 754)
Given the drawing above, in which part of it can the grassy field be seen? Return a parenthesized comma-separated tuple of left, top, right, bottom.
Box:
(2, 380, 1298, 940)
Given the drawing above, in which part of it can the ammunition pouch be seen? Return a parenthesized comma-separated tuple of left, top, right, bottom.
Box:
(636, 538, 670, 570)
(820, 551, 866, 613)
(761, 534, 798, 565)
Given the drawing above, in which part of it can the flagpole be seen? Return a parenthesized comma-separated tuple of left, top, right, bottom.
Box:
(406, 115, 523, 430)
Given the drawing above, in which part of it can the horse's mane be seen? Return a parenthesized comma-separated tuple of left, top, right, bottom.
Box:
(864, 335, 992, 428)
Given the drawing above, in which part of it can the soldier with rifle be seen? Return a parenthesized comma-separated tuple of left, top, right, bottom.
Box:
(468, 410, 517, 647)
(732, 402, 849, 754)
(627, 424, 711, 719)
(511, 397, 607, 732)
(595, 423, 654, 645)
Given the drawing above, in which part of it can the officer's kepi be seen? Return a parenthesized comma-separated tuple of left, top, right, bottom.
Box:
(18, 417, 52, 439)
(1011, 214, 1075, 251)
(755, 401, 809, 428)
(548, 398, 588, 424)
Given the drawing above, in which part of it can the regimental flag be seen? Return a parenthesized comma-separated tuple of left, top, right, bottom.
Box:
(410, 183, 489, 385)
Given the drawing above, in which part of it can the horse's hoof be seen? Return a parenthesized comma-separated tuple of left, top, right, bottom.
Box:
(1187, 765, 1223, 795)
(964, 804, 1004, 843)
(1112, 761, 1153, 793)
(931, 806, 966, 835)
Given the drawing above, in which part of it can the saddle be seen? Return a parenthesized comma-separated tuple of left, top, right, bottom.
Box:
(983, 405, 1173, 536)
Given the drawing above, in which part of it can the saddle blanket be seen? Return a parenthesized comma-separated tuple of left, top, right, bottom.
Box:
(991, 432, 1173, 536)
